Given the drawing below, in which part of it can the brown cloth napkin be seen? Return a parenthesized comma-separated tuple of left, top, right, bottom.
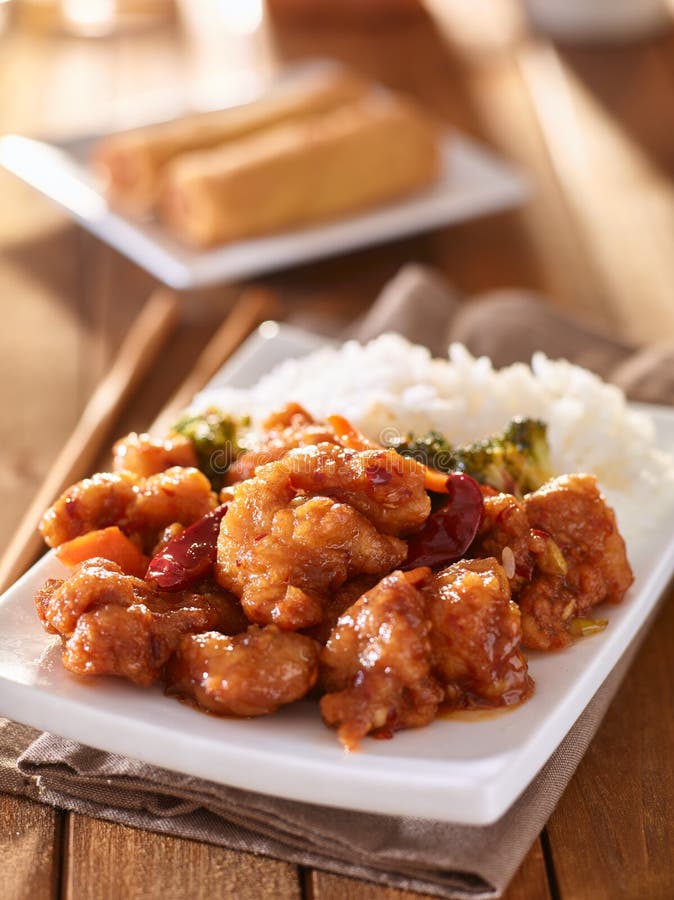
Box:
(5, 264, 674, 899)
(355, 265, 674, 402)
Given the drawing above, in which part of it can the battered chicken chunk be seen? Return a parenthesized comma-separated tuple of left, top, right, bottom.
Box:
(472, 492, 566, 590)
(190, 587, 249, 636)
(218, 490, 406, 630)
(320, 568, 443, 750)
(40, 471, 138, 548)
(518, 474, 633, 650)
(34, 558, 237, 685)
(516, 576, 579, 652)
(287, 443, 430, 536)
(305, 576, 378, 645)
(125, 467, 217, 540)
(113, 431, 197, 477)
(166, 626, 320, 716)
(151, 522, 186, 557)
(472, 493, 537, 589)
(227, 402, 335, 484)
(424, 559, 532, 708)
(40, 467, 217, 549)
(216, 445, 429, 629)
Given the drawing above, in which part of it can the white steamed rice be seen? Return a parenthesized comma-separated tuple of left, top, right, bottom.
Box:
(194, 334, 674, 540)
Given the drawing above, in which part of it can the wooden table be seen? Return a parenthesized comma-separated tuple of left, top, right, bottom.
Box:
(1, 3, 673, 898)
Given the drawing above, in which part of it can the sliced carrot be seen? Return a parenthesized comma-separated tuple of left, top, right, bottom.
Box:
(421, 468, 451, 494)
(327, 413, 451, 493)
(326, 414, 382, 451)
(56, 526, 149, 578)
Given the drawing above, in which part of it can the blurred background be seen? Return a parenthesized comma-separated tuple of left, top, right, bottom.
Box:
(1, 0, 673, 336)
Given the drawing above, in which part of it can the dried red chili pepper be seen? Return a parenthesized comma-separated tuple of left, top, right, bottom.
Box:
(146, 504, 228, 591)
(404, 473, 483, 570)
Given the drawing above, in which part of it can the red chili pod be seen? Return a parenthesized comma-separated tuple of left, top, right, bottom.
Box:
(146, 503, 228, 591)
(404, 473, 483, 570)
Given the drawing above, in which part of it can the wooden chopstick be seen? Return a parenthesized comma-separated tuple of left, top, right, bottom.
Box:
(0, 284, 280, 595)
(150, 285, 281, 434)
(0, 288, 180, 595)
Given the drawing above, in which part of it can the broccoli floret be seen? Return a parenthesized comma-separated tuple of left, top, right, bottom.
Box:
(393, 431, 454, 471)
(173, 407, 249, 490)
(448, 440, 514, 494)
(501, 417, 551, 493)
(393, 417, 552, 498)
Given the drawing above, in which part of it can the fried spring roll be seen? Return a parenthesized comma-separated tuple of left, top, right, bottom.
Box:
(93, 71, 369, 214)
(158, 96, 441, 248)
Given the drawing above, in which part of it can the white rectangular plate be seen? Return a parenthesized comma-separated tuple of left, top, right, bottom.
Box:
(0, 82, 528, 289)
(1, 324, 672, 825)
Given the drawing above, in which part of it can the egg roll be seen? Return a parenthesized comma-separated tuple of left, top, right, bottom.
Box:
(92, 71, 369, 214)
(158, 95, 441, 248)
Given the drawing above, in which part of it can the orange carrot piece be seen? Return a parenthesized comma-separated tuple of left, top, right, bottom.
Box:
(326, 414, 382, 450)
(421, 468, 451, 494)
(56, 526, 149, 578)
(327, 413, 451, 493)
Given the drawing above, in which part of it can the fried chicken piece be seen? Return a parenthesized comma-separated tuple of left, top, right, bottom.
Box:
(40, 472, 138, 547)
(166, 626, 320, 716)
(35, 558, 136, 635)
(472, 492, 566, 586)
(305, 576, 378, 645)
(524, 474, 632, 606)
(152, 522, 185, 556)
(472, 493, 536, 589)
(40, 467, 217, 549)
(518, 474, 633, 650)
(227, 402, 335, 484)
(516, 575, 579, 651)
(63, 600, 217, 686)
(263, 404, 315, 430)
(424, 559, 532, 708)
(217, 478, 406, 629)
(125, 467, 217, 538)
(320, 568, 443, 750)
(113, 431, 197, 477)
(286, 443, 430, 536)
(34, 558, 235, 685)
(190, 587, 249, 636)
(216, 445, 427, 629)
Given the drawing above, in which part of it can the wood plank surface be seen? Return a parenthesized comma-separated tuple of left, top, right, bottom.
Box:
(502, 840, 553, 900)
(545, 588, 674, 900)
(64, 815, 301, 900)
(0, 795, 62, 900)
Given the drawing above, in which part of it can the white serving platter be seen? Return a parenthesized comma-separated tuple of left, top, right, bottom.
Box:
(0, 96, 528, 289)
(0, 323, 672, 825)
